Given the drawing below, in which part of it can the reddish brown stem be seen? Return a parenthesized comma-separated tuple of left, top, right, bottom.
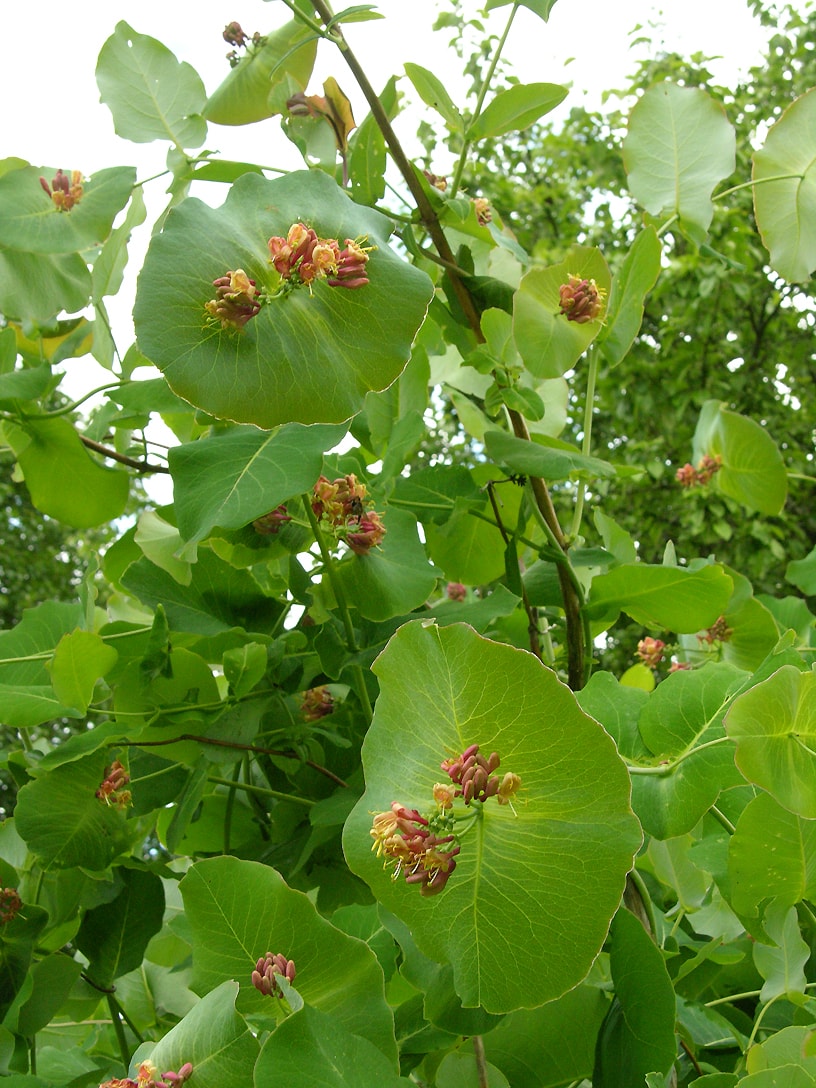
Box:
(81, 435, 170, 473)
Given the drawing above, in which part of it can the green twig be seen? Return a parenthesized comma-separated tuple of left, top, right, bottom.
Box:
(450, 2, 519, 197)
(714, 172, 804, 200)
(472, 1035, 489, 1088)
(208, 775, 315, 807)
(710, 804, 736, 835)
(106, 993, 131, 1070)
(627, 735, 732, 775)
(303, 496, 374, 723)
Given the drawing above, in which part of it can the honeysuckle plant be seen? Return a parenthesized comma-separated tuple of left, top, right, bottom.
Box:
(0, 3, 815, 1087)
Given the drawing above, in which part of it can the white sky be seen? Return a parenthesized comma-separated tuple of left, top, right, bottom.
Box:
(0, 0, 771, 500)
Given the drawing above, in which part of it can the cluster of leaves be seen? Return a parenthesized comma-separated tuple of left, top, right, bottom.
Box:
(0, 2, 815, 1087)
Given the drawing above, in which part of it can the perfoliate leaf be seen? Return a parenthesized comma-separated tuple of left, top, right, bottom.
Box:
(692, 400, 787, 516)
(96, 22, 207, 147)
(753, 87, 816, 282)
(134, 171, 433, 427)
(623, 82, 736, 241)
(343, 621, 641, 1013)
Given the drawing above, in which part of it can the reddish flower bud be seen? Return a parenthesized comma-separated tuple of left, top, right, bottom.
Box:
(696, 453, 722, 484)
(698, 615, 733, 645)
(0, 888, 22, 924)
(557, 274, 606, 324)
(40, 168, 84, 211)
(253, 504, 291, 535)
(252, 952, 296, 997)
(204, 269, 261, 331)
(346, 511, 386, 555)
(301, 685, 334, 721)
(446, 582, 466, 602)
(675, 462, 698, 487)
(223, 21, 248, 47)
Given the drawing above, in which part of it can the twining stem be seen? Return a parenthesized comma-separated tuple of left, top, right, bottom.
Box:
(107, 994, 131, 1069)
(207, 775, 315, 807)
(450, 2, 520, 197)
(710, 804, 736, 835)
(303, 495, 374, 723)
(570, 344, 600, 539)
(486, 480, 542, 659)
(627, 735, 733, 776)
(472, 1035, 489, 1088)
(310, 0, 587, 689)
(19, 381, 124, 420)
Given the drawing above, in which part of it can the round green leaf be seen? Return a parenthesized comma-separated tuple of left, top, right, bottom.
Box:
(599, 226, 662, 368)
(134, 171, 433, 427)
(0, 247, 90, 323)
(753, 87, 816, 282)
(205, 23, 317, 126)
(255, 1006, 405, 1088)
(0, 167, 135, 255)
(75, 869, 165, 988)
(4, 417, 129, 529)
(724, 665, 816, 818)
(585, 562, 734, 631)
(47, 630, 118, 713)
(343, 621, 641, 1013)
(141, 982, 260, 1088)
(623, 82, 736, 241)
(179, 856, 397, 1064)
(513, 246, 610, 378)
(729, 791, 816, 916)
(96, 22, 207, 148)
(693, 400, 787, 516)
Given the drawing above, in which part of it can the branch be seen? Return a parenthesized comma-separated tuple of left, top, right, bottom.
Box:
(81, 435, 170, 473)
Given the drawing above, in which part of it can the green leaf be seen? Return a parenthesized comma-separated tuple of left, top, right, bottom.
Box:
(143, 981, 260, 1088)
(585, 563, 733, 630)
(484, 0, 559, 20)
(4, 417, 129, 528)
(752, 900, 810, 1002)
(0, 602, 85, 727)
(482, 985, 607, 1088)
(47, 630, 118, 713)
(404, 63, 463, 131)
(484, 429, 616, 481)
(724, 666, 816, 818)
(593, 909, 677, 1088)
(223, 642, 268, 698)
(170, 423, 344, 547)
(0, 905, 49, 1022)
(786, 545, 816, 594)
(469, 83, 568, 140)
(76, 869, 165, 988)
(0, 166, 136, 254)
(738, 1069, 816, 1088)
(729, 791, 816, 916)
(343, 622, 641, 1013)
(14, 953, 82, 1037)
(255, 1005, 405, 1088)
(334, 507, 437, 621)
(436, 1050, 509, 1088)
(599, 227, 662, 367)
(693, 400, 787, 516)
(14, 754, 133, 869)
(753, 87, 816, 282)
(205, 23, 317, 126)
(513, 246, 610, 378)
(638, 662, 745, 759)
(134, 171, 433, 427)
(623, 82, 736, 241)
(134, 511, 193, 585)
(0, 246, 90, 322)
(96, 22, 207, 147)
(180, 856, 398, 1065)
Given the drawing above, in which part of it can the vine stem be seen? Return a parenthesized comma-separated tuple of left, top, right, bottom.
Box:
(486, 481, 541, 659)
(80, 434, 171, 473)
(303, 496, 374, 723)
(627, 734, 732, 776)
(714, 172, 804, 200)
(310, 0, 586, 689)
(450, 2, 520, 197)
(207, 775, 315, 807)
(569, 344, 599, 539)
(472, 1035, 489, 1088)
(107, 993, 131, 1070)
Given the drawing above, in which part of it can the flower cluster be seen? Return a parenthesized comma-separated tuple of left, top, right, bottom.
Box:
(441, 743, 520, 807)
(557, 274, 606, 324)
(268, 223, 372, 290)
(473, 197, 492, 225)
(301, 685, 334, 721)
(423, 170, 448, 192)
(369, 743, 522, 898)
(223, 21, 263, 66)
(0, 887, 22, 924)
(253, 504, 292, 535)
(252, 952, 296, 998)
(204, 269, 261, 331)
(369, 803, 461, 897)
(40, 168, 83, 211)
(698, 615, 733, 645)
(636, 636, 666, 668)
(95, 760, 132, 810)
(676, 453, 723, 488)
(312, 473, 386, 555)
(446, 581, 467, 602)
(99, 1060, 192, 1088)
